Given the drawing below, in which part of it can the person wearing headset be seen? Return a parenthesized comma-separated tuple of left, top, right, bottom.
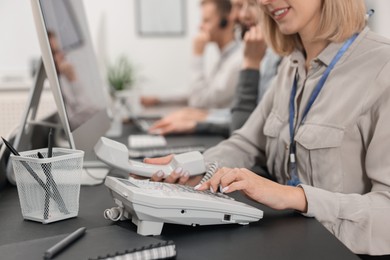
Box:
(149, 0, 281, 137)
(142, 0, 242, 110)
(146, 0, 390, 255)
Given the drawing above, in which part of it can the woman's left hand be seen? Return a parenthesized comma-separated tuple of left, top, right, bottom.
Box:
(195, 167, 308, 212)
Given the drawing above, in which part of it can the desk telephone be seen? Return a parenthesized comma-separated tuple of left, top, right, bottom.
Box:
(103, 176, 264, 236)
(94, 137, 263, 236)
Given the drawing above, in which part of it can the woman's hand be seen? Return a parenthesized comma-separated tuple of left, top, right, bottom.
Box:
(140, 96, 160, 107)
(148, 108, 208, 135)
(148, 119, 197, 135)
(242, 25, 267, 69)
(195, 167, 308, 212)
(131, 155, 203, 186)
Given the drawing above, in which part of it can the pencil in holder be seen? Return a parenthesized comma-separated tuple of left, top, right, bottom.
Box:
(11, 148, 84, 224)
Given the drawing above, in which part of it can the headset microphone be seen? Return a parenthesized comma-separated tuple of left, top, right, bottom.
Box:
(219, 17, 228, 28)
(366, 9, 375, 19)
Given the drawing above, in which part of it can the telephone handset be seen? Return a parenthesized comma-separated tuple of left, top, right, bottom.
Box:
(94, 137, 206, 178)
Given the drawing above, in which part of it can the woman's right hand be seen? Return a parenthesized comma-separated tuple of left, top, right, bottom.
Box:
(193, 30, 210, 56)
(242, 25, 267, 69)
(139, 155, 204, 186)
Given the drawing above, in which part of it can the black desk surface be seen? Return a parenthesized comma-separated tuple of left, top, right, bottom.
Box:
(0, 183, 360, 260)
(0, 124, 378, 259)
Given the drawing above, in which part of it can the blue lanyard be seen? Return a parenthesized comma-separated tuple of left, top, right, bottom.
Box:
(287, 33, 359, 186)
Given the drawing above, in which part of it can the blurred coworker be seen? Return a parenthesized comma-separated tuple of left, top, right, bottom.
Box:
(230, 0, 282, 132)
(142, 0, 242, 109)
(48, 31, 99, 130)
(231, 0, 244, 24)
(149, 0, 281, 136)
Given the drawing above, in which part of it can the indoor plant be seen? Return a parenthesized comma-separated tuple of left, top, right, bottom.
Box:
(107, 55, 134, 94)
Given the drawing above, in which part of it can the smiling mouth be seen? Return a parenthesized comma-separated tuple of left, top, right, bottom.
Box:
(271, 7, 290, 20)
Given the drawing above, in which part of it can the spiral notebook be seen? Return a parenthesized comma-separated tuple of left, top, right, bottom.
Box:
(0, 225, 176, 260)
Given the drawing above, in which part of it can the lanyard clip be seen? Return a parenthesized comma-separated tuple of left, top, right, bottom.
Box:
(287, 154, 300, 186)
(289, 153, 296, 163)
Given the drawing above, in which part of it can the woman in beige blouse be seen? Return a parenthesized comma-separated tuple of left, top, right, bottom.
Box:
(148, 0, 390, 255)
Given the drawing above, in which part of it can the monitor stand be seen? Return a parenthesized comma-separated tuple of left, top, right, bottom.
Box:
(6, 61, 60, 185)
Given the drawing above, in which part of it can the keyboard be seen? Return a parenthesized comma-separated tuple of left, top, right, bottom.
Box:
(104, 176, 264, 236)
(128, 145, 206, 158)
(128, 134, 167, 149)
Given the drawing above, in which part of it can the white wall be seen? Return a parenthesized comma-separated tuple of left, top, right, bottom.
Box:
(0, 1, 389, 95)
(0, 0, 202, 95)
(0, 1, 41, 77)
(365, 0, 390, 39)
(82, 0, 202, 95)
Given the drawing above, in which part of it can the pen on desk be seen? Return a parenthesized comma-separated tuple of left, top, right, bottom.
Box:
(44, 227, 86, 259)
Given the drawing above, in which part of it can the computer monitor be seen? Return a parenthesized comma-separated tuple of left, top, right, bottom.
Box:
(30, 0, 110, 166)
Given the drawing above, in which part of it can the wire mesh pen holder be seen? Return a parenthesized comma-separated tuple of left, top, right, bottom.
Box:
(11, 148, 84, 224)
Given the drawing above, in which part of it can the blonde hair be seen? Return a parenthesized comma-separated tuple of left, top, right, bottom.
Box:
(259, 0, 367, 56)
